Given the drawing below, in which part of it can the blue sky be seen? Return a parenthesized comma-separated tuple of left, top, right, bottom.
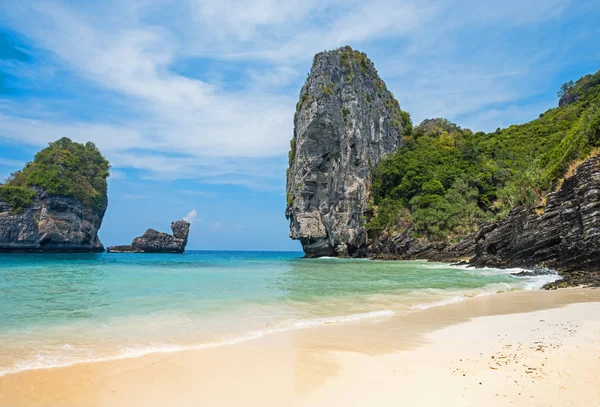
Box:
(1, 0, 599, 250)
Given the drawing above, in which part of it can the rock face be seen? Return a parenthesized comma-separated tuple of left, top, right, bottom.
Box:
(0, 189, 107, 252)
(107, 221, 190, 253)
(367, 229, 476, 262)
(466, 156, 600, 282)
(367, 156, 600, 286)
(286, 47, 404, 257)
(558, 92, 579, 107)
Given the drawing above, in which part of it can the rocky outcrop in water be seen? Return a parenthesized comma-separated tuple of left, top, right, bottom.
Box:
(286, 47, 406, 257)
(107, 220, 190, 253)
(0, 189, 107, 252)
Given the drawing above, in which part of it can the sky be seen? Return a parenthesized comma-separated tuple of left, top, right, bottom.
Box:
(0, 0, 599, 250)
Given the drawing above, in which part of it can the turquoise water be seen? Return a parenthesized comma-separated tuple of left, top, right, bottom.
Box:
(0, 251, 560, 376)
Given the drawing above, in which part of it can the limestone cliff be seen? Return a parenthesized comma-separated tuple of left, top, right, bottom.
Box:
(286, 47, 406, 257)
(0, 138, 109, 252)
(107, 221, 190, 253)
(0, 190, 107, 252)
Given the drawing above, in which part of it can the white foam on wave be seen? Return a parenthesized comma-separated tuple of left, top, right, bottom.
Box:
(408, 269, 562, 311)
(457, 265, 531, 275)
(448, 263, 563, 283)
(285, 309, 395, 329)
(312, 256, 370, 261)
(410, 295, 467, 310)
(408, 287, 508, 311)
(519, 273, 562, 290)
(0, 309, 395, 378)
(430, 262, 564, 291)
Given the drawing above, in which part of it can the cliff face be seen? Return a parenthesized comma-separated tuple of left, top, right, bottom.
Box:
(0, 189, 107, 252)
(286, 47, 404, 257)
(468, 156, 600, 276)
(107, 220, 190, 253)
(368, 155, 600, 286)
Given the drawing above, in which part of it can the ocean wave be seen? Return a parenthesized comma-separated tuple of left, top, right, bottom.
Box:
(409, 295, 468, 310)
(283, 309, 395, 329)
(0, 261, 563, 379)
(443, 263, 563, 286)
(407, 269, 562, 311)
(519, 273, 562, 290)
(0, 309, 395, 378)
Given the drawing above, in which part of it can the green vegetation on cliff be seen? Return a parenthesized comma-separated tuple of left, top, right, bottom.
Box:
(0, 186, 36, 215)
(0, 138, 110, 212)
(368, 69, 600, 241)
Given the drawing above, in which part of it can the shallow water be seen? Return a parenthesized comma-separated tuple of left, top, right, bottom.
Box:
(0, 251, 560, 376)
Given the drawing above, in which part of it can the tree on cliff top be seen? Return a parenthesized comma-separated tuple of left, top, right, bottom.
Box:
(1, 137, 110, 210)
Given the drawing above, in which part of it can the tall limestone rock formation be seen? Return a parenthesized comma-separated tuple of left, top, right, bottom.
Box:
(286, 47, 407, 257)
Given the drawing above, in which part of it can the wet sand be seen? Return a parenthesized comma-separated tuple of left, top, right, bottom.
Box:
(1, 288, 599, 406)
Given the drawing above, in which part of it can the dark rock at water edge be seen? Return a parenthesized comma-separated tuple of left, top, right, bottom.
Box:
(366, 224, 479, 263)
(367, 156, 600, 288)
(510, 267, 557, 278)
(286, 47, 405, 258)
(465, 156, 600, 285)
(0, 189, 107, 252)
(544, 270, 600, 289)
(107, 220, 190, 253)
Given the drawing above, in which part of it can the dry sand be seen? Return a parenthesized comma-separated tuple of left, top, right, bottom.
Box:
(1, 288, 599, 406)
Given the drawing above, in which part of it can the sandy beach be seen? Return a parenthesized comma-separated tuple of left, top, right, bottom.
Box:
(1, 287, 599, 407)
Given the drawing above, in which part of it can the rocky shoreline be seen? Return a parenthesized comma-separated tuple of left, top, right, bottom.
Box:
(365, 156, 600, 288)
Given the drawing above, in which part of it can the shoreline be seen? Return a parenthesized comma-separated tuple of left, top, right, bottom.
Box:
(1, 287, 599, 406)
(308, 251, 600, 289)
(0, 263, 561, 379)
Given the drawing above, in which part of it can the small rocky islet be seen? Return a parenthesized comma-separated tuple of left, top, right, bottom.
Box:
(107, 221, 190, 253)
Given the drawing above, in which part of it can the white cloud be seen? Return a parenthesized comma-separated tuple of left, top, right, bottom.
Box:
(0, 0, 585, 188)
(183, 209, 200, 223)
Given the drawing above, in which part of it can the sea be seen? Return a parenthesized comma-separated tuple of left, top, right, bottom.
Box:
(0, 250, 561, 377)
